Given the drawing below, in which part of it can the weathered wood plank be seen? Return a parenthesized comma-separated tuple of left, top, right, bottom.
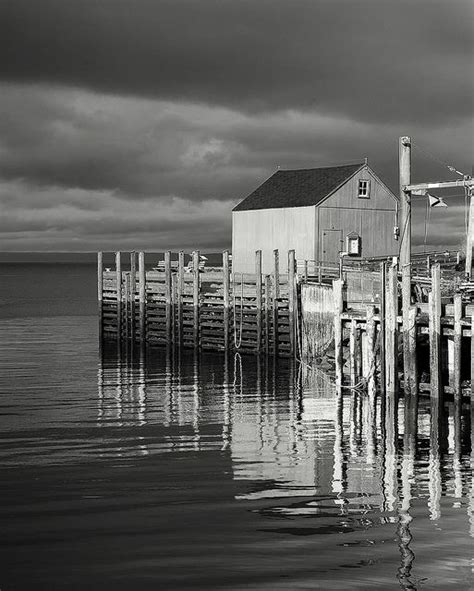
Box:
(429, 264, 442, 398)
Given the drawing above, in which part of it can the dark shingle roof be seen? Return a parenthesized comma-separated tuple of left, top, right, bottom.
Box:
(233, 163, 364, 211)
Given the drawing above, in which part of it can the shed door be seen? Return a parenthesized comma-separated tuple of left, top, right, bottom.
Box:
(321, 229, 342, 264)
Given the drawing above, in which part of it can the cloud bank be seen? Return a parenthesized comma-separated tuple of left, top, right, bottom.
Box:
(0, 0, 472, 251)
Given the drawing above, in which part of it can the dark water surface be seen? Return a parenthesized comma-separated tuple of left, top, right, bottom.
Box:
(0, 264, 473, 590)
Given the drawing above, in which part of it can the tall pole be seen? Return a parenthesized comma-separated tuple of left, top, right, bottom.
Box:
(400, 137, 416, 396)
(465, 187, 473, 279)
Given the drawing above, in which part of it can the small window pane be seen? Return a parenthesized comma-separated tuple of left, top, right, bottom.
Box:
(358, 180, 370, 198)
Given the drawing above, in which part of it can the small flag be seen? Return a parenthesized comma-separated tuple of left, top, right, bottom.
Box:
(428, 193, 447, 207)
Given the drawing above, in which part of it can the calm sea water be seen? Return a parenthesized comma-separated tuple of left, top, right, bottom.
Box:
(0, 263, 472, 590)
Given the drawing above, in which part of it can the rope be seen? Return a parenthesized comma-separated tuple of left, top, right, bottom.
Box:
(412, 142, 467, 177)
(233, 272, 244, 350)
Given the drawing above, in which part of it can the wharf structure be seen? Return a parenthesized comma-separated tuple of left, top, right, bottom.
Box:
(98, 248, 474, 400)
(98, 137, 474, 400)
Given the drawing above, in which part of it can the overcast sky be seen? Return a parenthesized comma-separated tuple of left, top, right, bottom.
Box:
(0, 0, 473, 252)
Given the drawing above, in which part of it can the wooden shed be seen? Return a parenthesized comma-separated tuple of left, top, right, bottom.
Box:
(232, 162, 399, 273)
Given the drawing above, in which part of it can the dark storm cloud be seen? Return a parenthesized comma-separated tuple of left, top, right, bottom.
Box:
(1, 0, 472, 124)
(0, 0, 472, 252)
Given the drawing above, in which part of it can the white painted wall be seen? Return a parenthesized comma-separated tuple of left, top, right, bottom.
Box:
(232, 206, 316, 273)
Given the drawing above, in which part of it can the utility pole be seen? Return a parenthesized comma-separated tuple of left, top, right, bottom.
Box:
(399, 136, 417, 396)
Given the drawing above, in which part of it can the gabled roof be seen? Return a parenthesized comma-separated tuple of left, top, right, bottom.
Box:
(233, 163, 364, 211)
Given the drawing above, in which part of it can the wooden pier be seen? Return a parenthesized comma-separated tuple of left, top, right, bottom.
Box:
(99, 249, 298, 357)
(98, 249, 474, 399)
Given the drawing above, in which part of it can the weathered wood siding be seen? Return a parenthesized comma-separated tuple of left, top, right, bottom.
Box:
(300, 283, 334, 358)
(316, 167, 398, 262)
(232, 165, 398, 269)
(232, 206, 316, 273)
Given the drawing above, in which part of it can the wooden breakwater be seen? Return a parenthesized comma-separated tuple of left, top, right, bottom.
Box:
(98, 250, 474, 400)
(98, 249, 298, 357)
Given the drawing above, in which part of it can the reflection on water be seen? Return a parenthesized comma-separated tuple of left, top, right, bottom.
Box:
(0, 316, 473, 589)
(95, 341, 473, 588)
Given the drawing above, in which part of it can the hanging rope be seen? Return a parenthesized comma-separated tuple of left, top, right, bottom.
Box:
(232, 272, 244, 350)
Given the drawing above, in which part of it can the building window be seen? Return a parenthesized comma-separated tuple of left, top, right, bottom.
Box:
(358, 179, 370, 198)
(346, 232, 361, 256)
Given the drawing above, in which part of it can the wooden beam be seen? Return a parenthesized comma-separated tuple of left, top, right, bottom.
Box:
(164, 251, 172, 341)
(115, 251, 122, 339)
(264, 274, 271, 358)
(255, 250, 262, 353)
(452, 294, 462, 401)
(130, 251, 136, 341)
(333, 279, 344, 386)
(193, 250, 200, 350)
(399, 137, 416, 398)
(366, 305, 376, 399)
(466, 189, 474, 278)
(97, 252, 103, 339)
(405, 179, 474, 192)
(223, 250, 230, 352)
(385, 263, 398, 394)
(273, 249, 280, 356)
(349, 319, 357, 386)
(288, 250, 296, 358)
(138, 252, 146, 343)
(177, 251, 184, 348)
(429, 264, 442, 397)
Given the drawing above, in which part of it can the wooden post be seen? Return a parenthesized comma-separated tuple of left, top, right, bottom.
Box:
(333, 279, 344, 386)
(124, 272, 130, 341)
(223, 250, 230, 352)
(385, 263, 398, 394)
(273, 249, 280, 356)
(429, 264, 442, 397)
(405, 305, 418, 395)
(192, 250, 200, 350)
(97, 252, 103, 339)
(138, 252, 146, 343)
(288, 250, 296, 358)
(264, 274, 271, 357)
(255, 250, 262, 353)
(399, 136, 415, 398)
(471, 312, 474, 401)
(130, 251, 136, 341)
(115, 251, 122, 339)
(452, 294, 462, 401)
(164, 251, 172, 341)
(349, 319, 357, 386)
(177, 251, 184, 347)
(318, 262, 322, 284)
(465, 188, 473, 279)
(366, 305, 376, 398)
(304, 260, 308, 282)
(379, 262, 386, 390)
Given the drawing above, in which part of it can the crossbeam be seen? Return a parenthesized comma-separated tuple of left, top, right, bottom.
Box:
(405, 179, 474, 192)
